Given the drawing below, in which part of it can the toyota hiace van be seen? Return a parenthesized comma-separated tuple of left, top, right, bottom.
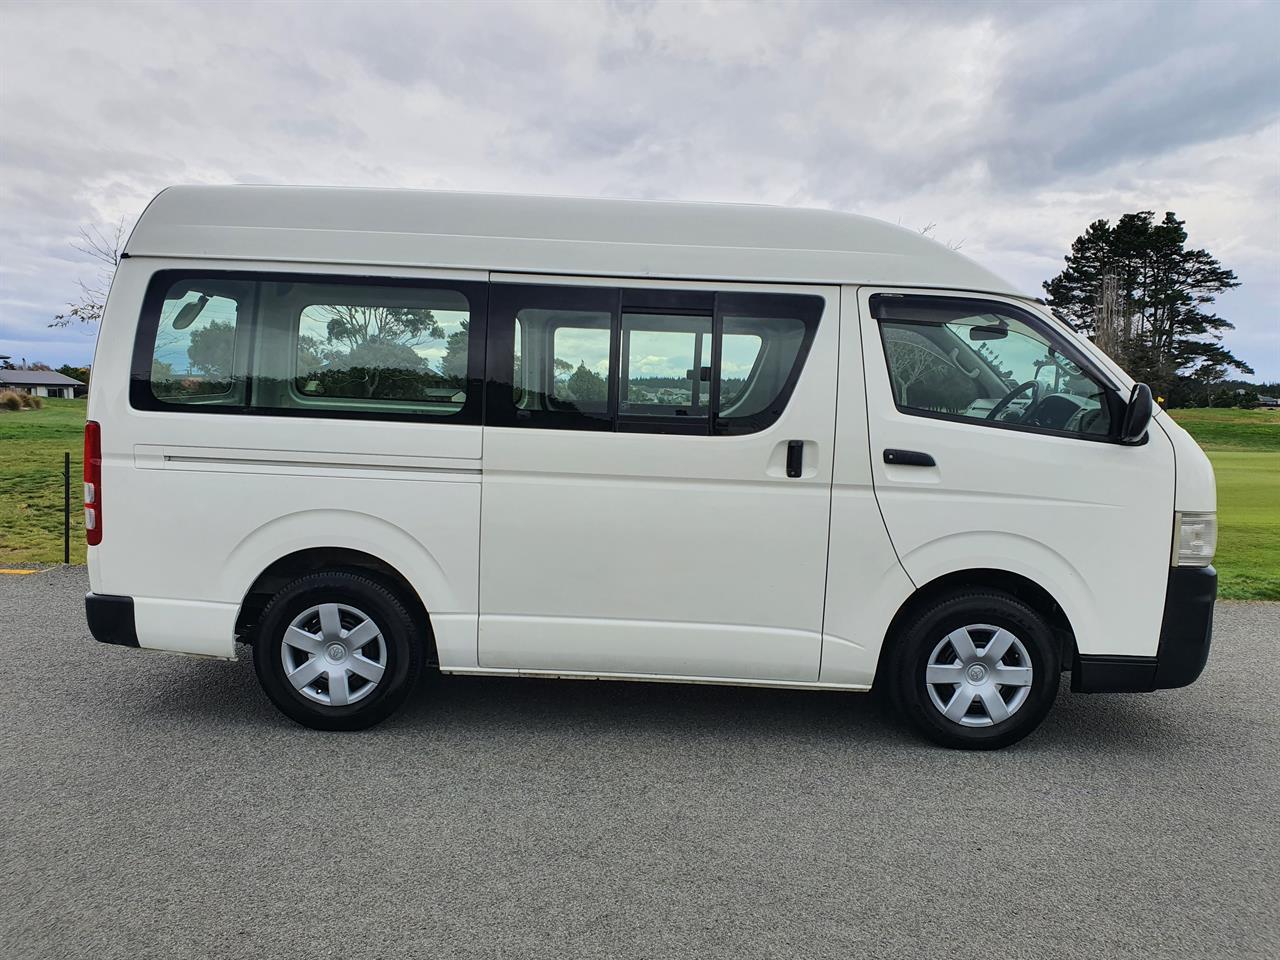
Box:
(84, 187, 1217, 748)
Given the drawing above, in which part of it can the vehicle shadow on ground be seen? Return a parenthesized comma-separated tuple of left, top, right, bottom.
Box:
(124, 652, 1196, 758)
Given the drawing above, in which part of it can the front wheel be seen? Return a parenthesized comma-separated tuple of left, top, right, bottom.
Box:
(886, 590, 1060, 749)
(252, 571, 424, 731)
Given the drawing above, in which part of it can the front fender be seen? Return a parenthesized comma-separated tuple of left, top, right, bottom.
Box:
(896, 530, 1102, 654)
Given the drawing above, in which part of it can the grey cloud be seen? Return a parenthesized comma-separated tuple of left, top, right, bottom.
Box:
(987, 5, 1280, 182)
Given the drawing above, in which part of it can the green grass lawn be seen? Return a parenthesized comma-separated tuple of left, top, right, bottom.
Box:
(0, 398, 87, 566)
(1164, 406, 1280, 452)
(1167, 407, 1280, 600)
(2, 399, 1276, 599)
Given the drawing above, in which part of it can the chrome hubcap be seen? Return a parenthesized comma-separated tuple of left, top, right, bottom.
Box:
(281, 603, 387, 707)
(925, 623, 1034, 727)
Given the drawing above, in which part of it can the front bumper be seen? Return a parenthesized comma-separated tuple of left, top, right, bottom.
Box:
(86, 593, 138, 647)
(1072, 566, 1217, 693)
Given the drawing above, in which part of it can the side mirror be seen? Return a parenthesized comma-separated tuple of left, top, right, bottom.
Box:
(1120, 382, 1153, 443)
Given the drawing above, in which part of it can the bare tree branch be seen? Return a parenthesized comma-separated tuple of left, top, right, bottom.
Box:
(50, 218, 128, 329)
(917, 221, 965, 251)
(71, 219, 126, 267)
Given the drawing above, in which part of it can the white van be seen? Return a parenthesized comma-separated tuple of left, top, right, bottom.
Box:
(84, 186, 1218, 748)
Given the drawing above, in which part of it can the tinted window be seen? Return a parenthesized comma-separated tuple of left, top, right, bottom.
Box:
(550, 316, 611, 411)
(719, 332, 762, 407)
(718, 312, 805, 423)
(489, 284, 822, 434)
(132, 271, 484, 422)
(146, 278, 252, 405)
(294, 300, 465, 405)
(513, 307, 613, 415)
(258, 282, 470, 415)
(621, 312, 713, 419)
(874, 295, 1114, 438)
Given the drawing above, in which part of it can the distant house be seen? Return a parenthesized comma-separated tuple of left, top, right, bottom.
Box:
(1257, 396, 1279, 408)
(0, 369, 84, 399)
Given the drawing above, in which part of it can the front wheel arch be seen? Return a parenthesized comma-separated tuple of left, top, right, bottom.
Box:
(874, 568, 1076, 689)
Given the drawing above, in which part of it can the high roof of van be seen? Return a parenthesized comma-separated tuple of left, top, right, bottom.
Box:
(125, 185, 1023, 296)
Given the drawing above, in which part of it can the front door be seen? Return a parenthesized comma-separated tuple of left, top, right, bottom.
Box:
(859, 288, 1176, 655)
(477, 278, 839, 681)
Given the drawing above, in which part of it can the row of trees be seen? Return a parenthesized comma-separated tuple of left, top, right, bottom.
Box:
(1163, 376, 1278, 409)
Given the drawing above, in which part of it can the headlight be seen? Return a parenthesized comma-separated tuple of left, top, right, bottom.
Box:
(1173, 512, 1217, 567)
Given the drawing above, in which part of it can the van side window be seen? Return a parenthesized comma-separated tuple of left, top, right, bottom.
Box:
(548, 315, 611, 411)
(873, 295, 1115, 439)
(620, 312, 713, 419)
(489, 284, 822, 435)
(144, 278, 252, 405)
(718, 332, 763, 407)
(257, 282, 471, 415)
(131, 271, 485, 423)
(511, 304, 614, 425)
(718, 312, 804, 426)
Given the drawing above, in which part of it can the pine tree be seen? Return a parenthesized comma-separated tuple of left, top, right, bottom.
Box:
(1044, 212, 1251, 396)
(566, 362, 607, 403)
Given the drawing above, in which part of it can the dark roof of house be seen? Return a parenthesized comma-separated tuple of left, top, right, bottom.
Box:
(0, 370, 84, 386)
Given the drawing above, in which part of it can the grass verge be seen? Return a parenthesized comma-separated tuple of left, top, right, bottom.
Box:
(1168, 408, 1279, 600)
(0, 398, 86, 566)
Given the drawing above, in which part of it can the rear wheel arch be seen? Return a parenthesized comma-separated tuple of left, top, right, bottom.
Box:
(874, 568, 1077, 686)
(235, 547, 436, 663)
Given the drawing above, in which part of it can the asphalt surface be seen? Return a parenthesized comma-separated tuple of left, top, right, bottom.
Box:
(1, 567, 1277, 960)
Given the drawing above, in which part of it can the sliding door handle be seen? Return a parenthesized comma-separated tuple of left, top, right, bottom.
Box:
(883, 449, 936, 467)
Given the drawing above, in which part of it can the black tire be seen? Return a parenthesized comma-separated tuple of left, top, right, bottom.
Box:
(252, 571, 424, 731)
(886, 589, 1060, 750)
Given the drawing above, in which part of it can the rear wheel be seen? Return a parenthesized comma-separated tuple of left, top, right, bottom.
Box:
(252, 571, 424, 731)
(887, 590, 1060, 749)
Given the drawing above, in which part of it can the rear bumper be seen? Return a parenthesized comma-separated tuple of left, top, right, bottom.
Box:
(86, 593, 138, 647)
(1073, 566, 1216, 693)
(87, 593, 239, 658)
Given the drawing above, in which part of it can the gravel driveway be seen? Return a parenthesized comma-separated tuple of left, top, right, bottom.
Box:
(2, 567, 1277, 959)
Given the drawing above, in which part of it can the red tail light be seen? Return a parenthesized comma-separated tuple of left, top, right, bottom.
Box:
(84, 420, 102, 546)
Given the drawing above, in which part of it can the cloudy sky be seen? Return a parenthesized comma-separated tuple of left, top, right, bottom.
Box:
(2, 0, 1277, 379)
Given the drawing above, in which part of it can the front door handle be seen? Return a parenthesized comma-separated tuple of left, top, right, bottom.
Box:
(883, 448, 936, 467)
(786, 440, 804, 478)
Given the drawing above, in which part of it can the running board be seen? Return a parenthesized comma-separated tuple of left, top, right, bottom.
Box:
(440, 666, 870, 693)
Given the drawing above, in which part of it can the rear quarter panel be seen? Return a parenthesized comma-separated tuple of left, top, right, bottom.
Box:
(88, 258, 483, 661)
